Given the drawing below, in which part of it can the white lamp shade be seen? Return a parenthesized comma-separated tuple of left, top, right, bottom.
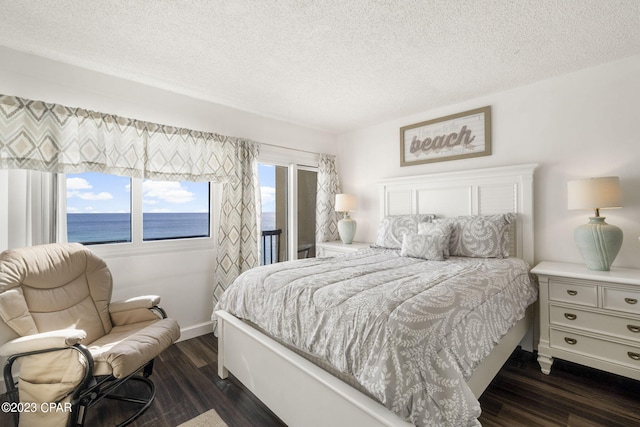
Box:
(568, 177, 622, 211)
(335, 194, 357, 212)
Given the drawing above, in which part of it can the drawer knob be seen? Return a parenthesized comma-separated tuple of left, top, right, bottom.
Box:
(564, 313, 577, 321)
(564, 337, 577, 345)
(628, 352, 640, 361)
(625, 298, 638, 305)
(567, 290, 578, 296)
(628, 325, 640, 333)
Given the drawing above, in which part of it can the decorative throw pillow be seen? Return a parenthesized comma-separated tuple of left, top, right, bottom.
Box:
(374, 214, 436, 249)
(401, 222, 452, 260)
(418, 221, 452, 258)
(435, 213, 516, 258)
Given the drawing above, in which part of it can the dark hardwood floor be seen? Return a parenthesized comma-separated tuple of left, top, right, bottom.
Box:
(2, 334, 640, 426)
(478, 351, 640, 426)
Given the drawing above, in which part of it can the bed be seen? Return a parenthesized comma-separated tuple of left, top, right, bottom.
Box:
(215, 163, 538, 426)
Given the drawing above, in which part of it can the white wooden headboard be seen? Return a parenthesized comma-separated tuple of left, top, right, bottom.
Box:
(377, 164, 537, 265)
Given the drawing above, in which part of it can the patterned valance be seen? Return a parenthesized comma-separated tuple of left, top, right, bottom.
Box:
(0, 94, 252, 182)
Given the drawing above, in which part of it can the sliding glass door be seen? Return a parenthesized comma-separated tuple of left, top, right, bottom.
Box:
(259, 163, 317, 265)
(296, 168, 317, 259)
(259, 164, 288, 265)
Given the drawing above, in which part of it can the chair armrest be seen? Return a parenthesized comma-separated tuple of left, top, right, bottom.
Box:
(0, 329, 87, 357)
(109, 295, 161, 314)
(109, 296, 166, 326)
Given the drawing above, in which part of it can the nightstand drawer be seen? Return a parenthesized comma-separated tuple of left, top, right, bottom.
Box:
(316, 241, 371, 258)
(550, 329, 640, 371)
(549, 280, 597, 307)
(550, 305, 640, 342)
(603, 288, 640, 315)
(534, 261, 640, 380)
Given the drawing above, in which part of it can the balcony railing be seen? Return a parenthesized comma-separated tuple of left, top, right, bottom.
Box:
(261, 229, 281, 265)
(261, 229, 315, 265)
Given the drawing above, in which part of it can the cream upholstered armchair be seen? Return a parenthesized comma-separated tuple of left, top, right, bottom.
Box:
(0, 243, 181, 427)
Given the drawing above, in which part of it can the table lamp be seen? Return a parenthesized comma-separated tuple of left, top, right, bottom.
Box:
(568, 176, 623, 271)
(335, 194, 357, 244)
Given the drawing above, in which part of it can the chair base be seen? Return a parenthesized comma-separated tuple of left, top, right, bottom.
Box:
(4, 352, 157, 427)
(90, 376, 155, 427)
(71, 362, 156, 427)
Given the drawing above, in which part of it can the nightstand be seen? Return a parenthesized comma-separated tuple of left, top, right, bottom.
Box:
(316, 241, 371, 258)
(532, 261, 640, 380)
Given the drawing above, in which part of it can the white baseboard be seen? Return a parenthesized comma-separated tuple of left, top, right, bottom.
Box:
(177, 320, 214, 342)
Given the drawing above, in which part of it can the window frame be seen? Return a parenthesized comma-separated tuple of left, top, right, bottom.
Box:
(59, 173, 217, 258)
(0, 170, 10, 250)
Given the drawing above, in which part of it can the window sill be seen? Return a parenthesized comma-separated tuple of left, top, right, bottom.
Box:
(85, 236, 216, 259)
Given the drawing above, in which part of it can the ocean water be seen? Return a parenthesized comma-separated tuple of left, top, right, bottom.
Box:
(261, 211, 276, 231)
(67, 213, 210, 244)
(68, 212, 280, 263)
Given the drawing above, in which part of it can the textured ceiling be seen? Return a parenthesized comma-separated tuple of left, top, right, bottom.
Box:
(0, 1, 639, 133)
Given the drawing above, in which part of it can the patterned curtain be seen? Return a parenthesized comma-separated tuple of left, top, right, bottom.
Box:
(0, 94, 239, 182)
(213, 140, 261, 308)
(315, 154, 341, 243)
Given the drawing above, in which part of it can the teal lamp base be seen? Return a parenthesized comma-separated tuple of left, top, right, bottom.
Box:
(338, 214, 357, 244)
(574, 216, 623, 271)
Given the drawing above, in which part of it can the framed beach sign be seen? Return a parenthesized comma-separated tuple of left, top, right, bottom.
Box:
(400, 106, 491, 167)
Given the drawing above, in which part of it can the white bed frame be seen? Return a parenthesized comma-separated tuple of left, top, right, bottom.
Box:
(216, 163, 538, 427)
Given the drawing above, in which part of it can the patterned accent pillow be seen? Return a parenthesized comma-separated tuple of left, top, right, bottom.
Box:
(418, 221, 451, 258)
(435, 213, 516, 258)
(374, 214, 436, 249)
(401, 222, 452, 260)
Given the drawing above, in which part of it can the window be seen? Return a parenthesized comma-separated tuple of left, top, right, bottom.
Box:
(67, 172, 132, 244)
(66, 172, 210, 245)
(142, 180, 210, 241)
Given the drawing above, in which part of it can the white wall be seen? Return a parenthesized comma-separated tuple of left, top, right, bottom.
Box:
(337, 54, 640, 269)
(0, 46, 337, 340)
(0, 47, 336, 151)
(3, 45, 640, 343)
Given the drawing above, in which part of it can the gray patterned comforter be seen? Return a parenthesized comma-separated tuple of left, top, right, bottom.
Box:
(215, 248, 537, 426)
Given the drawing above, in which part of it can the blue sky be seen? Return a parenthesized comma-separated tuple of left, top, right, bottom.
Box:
(259, 164, 276, 213)
(66, 172, 209, 213)
(67, 166, 276, 214)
